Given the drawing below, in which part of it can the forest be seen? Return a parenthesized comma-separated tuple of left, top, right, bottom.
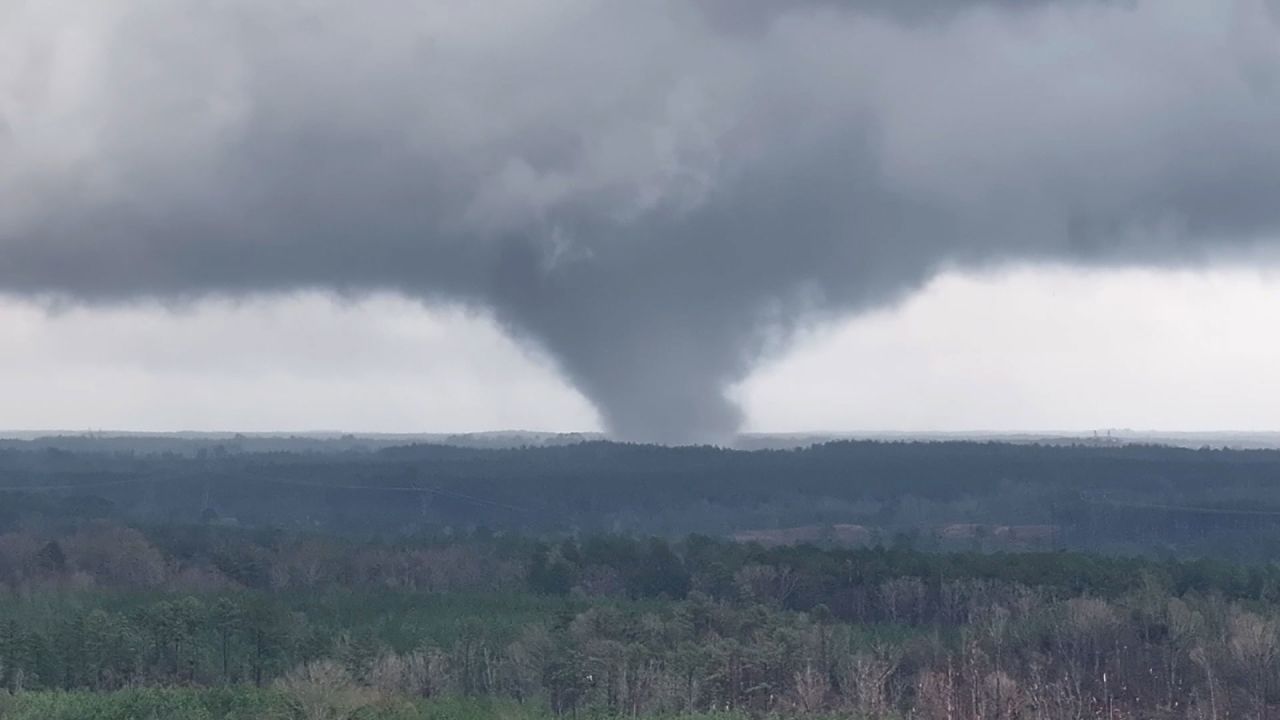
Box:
(5, 438, 1280, 559)
(3, 438, 1280, 717)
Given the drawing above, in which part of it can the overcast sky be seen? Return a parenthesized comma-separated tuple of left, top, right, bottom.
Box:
(4, 1, 1280, 440)
(4, 264, 1279, 435)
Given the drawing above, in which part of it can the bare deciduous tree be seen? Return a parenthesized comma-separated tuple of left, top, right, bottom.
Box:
(277, 659, 378, 720)
(880, 576, 927, 625)
(791, 664, 829, 714)
(734, 564, 799, 608)
(1228, 609, 1278, 719)
(841, 643, 902, 719)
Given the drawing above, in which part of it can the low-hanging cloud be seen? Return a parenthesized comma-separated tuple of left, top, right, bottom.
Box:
(2, 0, 1279, 442)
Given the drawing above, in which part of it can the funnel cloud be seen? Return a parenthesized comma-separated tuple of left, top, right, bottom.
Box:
(2, 0, 1280, 442)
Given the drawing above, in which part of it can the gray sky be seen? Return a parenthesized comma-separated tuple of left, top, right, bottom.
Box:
(3, 0, 1280, 440)
(4, 265, 1279, 434)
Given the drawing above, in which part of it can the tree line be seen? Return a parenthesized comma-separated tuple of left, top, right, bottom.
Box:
(6, 439, 1280, 559)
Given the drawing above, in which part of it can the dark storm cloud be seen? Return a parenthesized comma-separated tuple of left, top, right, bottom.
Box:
(2, 0, 1279, 442)
(695, 0, 1122, 33)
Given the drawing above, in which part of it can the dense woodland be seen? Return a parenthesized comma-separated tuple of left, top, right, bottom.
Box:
(3, 438, 1280, 718)
(5, 438, 1280, 559)
(3, 524, 1280, 717)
